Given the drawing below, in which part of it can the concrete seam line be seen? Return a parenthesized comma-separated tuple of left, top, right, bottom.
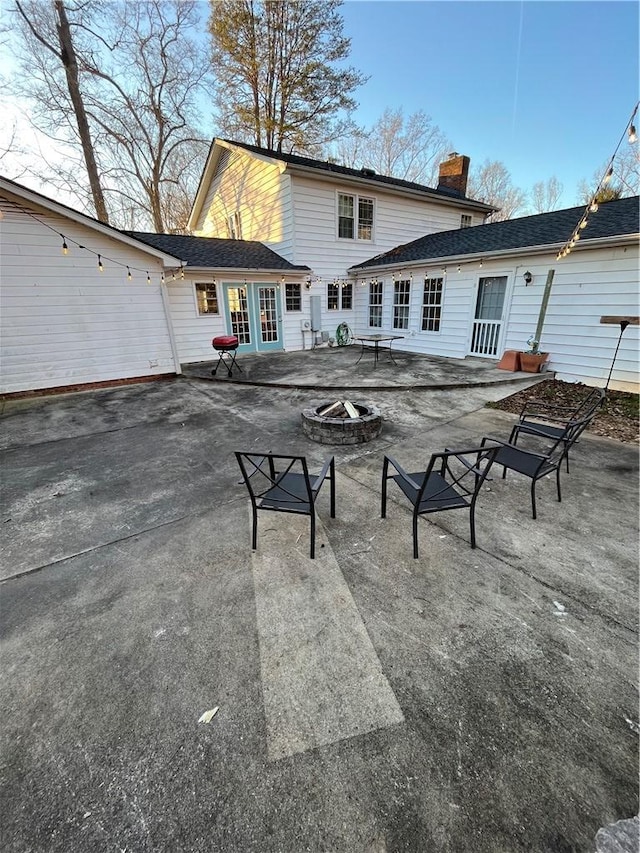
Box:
(0, 505, 220, 585)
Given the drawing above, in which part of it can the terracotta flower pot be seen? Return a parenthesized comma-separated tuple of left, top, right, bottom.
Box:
(520, 352, 549, 373)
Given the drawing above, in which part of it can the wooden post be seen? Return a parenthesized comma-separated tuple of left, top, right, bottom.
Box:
(533, 269, 555, 348)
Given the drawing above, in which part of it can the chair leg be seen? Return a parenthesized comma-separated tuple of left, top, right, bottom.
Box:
(381, 459, 389, 518)
(310, 510, 316, 559)
(469, 507, 477, 549)
(413, 511, 419, 559)
(530, 480, 537, 520)
(251, 506, 258, 550)
(556, 466, 562, 503)
(329, 459, 336, 518)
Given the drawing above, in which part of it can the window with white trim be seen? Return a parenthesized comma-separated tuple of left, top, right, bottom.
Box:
(460, 214, 472, 229)
(393, 279, 411, 329)
(337, 193, 374, 240)
(285, 282, 301, 311)
(421, 277, 443, 332)
(368, 281, 383, 327)
(227, 211, 242, 239)
(195, 282, 219, 315)
(327, 281, 353, 310)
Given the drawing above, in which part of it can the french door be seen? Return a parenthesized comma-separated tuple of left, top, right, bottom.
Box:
(469, 275, 507, 357)
(223, 283, 283, 352)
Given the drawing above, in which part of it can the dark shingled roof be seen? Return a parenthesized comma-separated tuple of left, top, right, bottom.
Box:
(222, 139, 494, 210)
(351, 196, 640, 270)
(126, 232, 309, 271)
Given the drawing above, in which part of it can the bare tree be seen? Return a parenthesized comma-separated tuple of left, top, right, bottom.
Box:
(530, 176, 563, 213)
(14, 0, 109, 222)
(467, 159, 528, 222)
(325, 108, 452, 186)
(577, 144, 639, 204)
(209, 0, 367, 153)
(6, 0, 211, 231)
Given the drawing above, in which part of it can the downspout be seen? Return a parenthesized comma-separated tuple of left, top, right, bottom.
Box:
(533, 269, 555, 350)
(159, 273, 182, 375)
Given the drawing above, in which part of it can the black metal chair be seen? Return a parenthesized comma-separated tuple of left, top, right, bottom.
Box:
(235, 452, 335, 559)
(509, 387, 605, 471)
(482, 415, 592, 519)
(381, 446, 499, 558)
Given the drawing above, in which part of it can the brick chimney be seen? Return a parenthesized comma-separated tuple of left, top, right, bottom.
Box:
(437, 152, 470, 196)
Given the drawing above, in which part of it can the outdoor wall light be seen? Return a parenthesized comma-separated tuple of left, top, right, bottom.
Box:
(523, 271, 533, 285)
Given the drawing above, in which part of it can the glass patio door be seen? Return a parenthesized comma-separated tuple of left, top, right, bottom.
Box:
(469, 276, 507, 356)
(223, 283, 282, 352)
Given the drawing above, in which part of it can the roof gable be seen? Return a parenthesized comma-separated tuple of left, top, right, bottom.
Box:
(352, 196, 640, 270)
(0, 175, 181, 264)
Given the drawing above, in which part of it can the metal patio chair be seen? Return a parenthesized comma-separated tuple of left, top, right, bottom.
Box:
(481, 414, 592, 519)
(381, 446, 499, 558)
(509, 387, 605, 472)
(235, 452, 335, 559)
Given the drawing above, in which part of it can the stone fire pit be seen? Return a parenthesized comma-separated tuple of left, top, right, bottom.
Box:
(301, 400, 382, 445)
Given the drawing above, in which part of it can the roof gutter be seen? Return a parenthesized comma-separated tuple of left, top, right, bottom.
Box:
(179, 265, 310, 275)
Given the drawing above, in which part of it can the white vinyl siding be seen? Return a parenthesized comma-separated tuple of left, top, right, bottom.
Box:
(0, 201, 177, 394)
(197, 150, 294, 261)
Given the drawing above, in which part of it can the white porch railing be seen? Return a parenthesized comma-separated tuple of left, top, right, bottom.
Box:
(470, 320, 501, 356)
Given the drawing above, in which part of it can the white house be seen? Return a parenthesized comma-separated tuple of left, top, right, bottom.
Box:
(2, 159, 638, 395)
(127, 232, 310, 364)
(0, 176, 182, 395)
(349, 197, 639, 391)
(187, 139, 493, 343)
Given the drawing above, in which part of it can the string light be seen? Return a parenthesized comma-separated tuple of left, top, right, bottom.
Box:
(2, 197, 179, 281)
(557, 101, 638, 260)
(479, 258, 483, 268)
(146, 272, 151, 285)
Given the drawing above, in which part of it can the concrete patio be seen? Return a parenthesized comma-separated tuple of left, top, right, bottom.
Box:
(0, 352, 638, 852)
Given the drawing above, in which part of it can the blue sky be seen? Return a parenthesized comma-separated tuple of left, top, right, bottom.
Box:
(339, 0, 639, 206)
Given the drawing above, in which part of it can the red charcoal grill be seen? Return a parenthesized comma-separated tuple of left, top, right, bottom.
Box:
(211, 335, 243, 377)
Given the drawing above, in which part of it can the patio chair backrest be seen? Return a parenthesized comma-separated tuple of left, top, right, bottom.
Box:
(420, 446, 498, 507)
(235, 452, 315, 510)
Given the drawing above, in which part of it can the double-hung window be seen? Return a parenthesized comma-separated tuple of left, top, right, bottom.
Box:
(327, 281, 353, 310)
(421, 277, 443, 332)
(393, 280, 411, 330)
(368, 281, 383, 327)
(337, 193, 374, 240)
(460, 214, 472, 229)
(285, 282, 301, 311)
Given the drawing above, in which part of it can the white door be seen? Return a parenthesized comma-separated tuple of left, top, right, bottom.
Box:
(469, 275, 507, 356)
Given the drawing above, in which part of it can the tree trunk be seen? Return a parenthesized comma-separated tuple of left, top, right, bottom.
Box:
(54, 1, 109, 223)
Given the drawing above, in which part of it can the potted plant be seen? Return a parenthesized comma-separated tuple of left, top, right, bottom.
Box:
(520, 337, 549, 373)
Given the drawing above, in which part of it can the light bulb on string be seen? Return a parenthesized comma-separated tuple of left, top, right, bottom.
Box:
(579, 218, 588, 229)
(61, 235, 68, 255)
(457, 264, 461, 273)
(603, 165, 614, 184)
(589, 200, 599, 213)
(98, 254, 103, 272)
(629, 124, 637, 143)
(127, 267, 132, 281)
(146, 272, 151, 285)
